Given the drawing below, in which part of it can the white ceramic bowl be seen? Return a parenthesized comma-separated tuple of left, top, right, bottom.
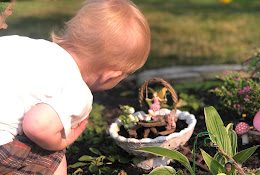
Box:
(109, 109, 197, 157)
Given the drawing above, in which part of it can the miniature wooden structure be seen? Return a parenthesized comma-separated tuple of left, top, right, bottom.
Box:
(129, 78, 179, 138)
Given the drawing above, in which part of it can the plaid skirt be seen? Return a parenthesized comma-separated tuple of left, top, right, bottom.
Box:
(0, 134, 65, 175)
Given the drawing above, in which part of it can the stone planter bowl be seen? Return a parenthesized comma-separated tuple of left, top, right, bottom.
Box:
(109, 109, 197, 169)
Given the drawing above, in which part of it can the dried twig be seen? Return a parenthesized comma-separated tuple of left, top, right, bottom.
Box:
(248, 130, 260, 136)
(0, 0, 15, 29)
(217, 146, 246, 175)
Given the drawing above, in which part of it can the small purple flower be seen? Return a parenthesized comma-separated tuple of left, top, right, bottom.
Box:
(245, 86, 251, 91)
(223, 89, 226, 92)
(238, 90, 243, 95)
(240, 106, 244, 110)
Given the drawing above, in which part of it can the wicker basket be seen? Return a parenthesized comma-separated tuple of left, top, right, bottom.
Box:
(139, 77, 178, 112)
(137, 77, 179, 136)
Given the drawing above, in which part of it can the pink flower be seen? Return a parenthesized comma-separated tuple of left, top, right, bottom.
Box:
(225, 70, 229, 75)
(223, 89, 226, 92)
(237, 104, 240, 108)
(237, 77, 241, 80)
(244, 98, 249, 101)
(228, 93, 232, 96)
(233, 71, 237, 74)
(215, 87, 218, 90)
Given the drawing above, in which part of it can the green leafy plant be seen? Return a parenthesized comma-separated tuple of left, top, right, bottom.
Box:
(76, 103, 107, 144)
(210, 70, 260, 120)
(243, 49, 260, 78)
(70, 147, 115, 175)
(67, 103, 139, 175)
(178, 93, 204, 113)
(201, 106, 259, 175)
(211, 50, 260, 120)
(66, 145, 79, 157)
(118, 105, 139, 129)
(69, 144, 136, 175)
(137, 106, 259, 175)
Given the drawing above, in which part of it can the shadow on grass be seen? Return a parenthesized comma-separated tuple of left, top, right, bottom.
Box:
(0, 13, 72, 39)
(137, 1, 260, 16)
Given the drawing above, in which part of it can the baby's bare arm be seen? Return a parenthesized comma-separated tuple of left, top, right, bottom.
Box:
(23, 103, 88, 151)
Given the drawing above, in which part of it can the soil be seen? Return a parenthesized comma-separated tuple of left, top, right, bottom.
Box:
(68, 79, 260, 175)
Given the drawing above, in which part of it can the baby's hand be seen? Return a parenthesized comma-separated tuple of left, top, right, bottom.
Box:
(64, 117, 89, 147)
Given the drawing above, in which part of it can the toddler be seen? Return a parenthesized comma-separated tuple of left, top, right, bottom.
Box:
(0, 0, 150, 174)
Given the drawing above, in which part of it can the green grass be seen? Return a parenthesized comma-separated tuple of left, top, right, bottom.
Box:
(0, 0, 81, 39)
(1, 0, 260, 69)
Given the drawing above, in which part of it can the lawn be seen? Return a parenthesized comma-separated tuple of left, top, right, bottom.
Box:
(1, 0, 260, 70)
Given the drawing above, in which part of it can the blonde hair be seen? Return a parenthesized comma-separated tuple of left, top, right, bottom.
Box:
(52, 0, 150, 74)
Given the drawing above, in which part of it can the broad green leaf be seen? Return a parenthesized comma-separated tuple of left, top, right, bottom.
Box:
(200, 149, 225, 175)
(226, 123, 237, 156)
(233, 145, 259, 164)
(89, 163, 98, 173)
(176, 170, 184, 175)
(89, 147, 102, 156)
(137, 146, 193, 175)
(72, 168, 83, 175)
(107, 156, 115, 162)
(214, 152, 226, 165)
(100, 167, 112, 173)
(118, 156, 130, 163)
(78, 155, 94, 162)
(148, 166, 176, 175)
(204, 106, 233, 156)
(96, 155, 106, 163)
(70, 162, 88, 168)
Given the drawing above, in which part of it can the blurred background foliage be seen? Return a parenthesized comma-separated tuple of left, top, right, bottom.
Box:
(0, 0, 260, 70)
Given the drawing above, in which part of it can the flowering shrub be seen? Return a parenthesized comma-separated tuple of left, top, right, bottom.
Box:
(211, 70, 260, 120)
(211, 49, 260, 120)
(243, 49, 260, 79)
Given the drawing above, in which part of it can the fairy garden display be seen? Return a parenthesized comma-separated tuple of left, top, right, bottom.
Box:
(109, 78, 197, 169)
(117, 78, 187, 139)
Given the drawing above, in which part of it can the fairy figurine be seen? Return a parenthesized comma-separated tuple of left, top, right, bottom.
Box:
(146, 89, 167, 121)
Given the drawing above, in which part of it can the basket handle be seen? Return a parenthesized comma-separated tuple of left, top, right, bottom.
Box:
(139, 77, 178, 112)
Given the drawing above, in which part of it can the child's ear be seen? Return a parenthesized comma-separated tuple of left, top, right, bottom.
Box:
(100, 70, 123, 84)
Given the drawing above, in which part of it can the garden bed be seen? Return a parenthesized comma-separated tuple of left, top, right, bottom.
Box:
(67, 79, 260, 175)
